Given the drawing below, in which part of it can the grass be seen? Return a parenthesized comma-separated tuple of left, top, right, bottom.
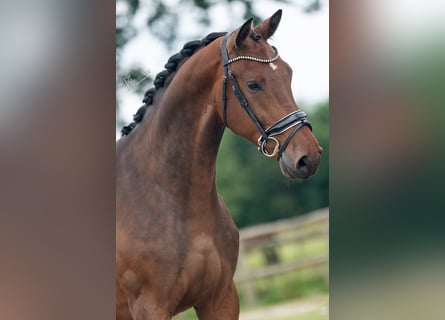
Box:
(238, 224, 329, 309)
(238, 268, 328, 308)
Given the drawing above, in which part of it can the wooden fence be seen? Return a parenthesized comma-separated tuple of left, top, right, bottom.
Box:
(235, 208, 329, 308)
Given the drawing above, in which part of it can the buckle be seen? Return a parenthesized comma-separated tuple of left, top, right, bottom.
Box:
(258, 137, 280, 157)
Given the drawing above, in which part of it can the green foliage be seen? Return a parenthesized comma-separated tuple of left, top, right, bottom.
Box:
(147, 1, 179, 47)
(217, 102, 329, 228)
(249, 270, 328, 305)
(116, 0, 139, 56)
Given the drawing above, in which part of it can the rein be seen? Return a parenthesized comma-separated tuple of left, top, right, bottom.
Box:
(220, 33, 312, 159)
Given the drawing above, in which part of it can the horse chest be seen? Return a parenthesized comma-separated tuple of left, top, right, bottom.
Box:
(176, 232, 235, 303)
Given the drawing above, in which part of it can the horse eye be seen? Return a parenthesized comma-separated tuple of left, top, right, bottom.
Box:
(247, 81, 262, 91)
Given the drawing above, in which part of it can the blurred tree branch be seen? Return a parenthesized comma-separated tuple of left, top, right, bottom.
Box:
(116, 0, 326, 121)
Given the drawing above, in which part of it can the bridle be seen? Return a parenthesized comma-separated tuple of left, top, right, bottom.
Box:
(220, 33, 312, 159)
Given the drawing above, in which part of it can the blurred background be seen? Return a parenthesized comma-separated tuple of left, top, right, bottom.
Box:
(116, 0, 329, 319)
(330, 1, 445, 319)
(3, 1, 444, 320)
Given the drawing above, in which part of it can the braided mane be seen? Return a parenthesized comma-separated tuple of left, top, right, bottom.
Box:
(121, 32, 227, 136)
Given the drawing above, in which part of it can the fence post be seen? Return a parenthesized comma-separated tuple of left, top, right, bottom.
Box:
(238, 243, 257, 308)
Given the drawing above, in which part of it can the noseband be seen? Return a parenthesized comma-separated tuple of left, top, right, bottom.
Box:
(220, 33, 312, 159)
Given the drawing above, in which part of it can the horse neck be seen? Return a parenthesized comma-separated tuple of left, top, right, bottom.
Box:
(132, 43, 225, 200)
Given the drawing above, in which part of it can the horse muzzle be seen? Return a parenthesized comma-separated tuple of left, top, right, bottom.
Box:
(278, 146, 322, 180)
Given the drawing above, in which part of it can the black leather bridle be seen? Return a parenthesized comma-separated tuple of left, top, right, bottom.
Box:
(220, 33, 312, 159)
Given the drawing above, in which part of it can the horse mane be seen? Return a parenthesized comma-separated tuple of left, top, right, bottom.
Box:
(121, 32, 227, 136)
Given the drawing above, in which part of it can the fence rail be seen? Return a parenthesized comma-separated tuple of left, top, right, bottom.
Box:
(235, 208, 329, 308)
(239, 208, 329, 241)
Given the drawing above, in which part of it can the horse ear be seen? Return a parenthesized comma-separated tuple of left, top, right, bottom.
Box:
(235, 18, 253, 48)
(255, 9, 282, 40)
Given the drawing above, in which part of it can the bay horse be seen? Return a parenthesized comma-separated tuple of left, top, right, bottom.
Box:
(116, 10, 322, 320)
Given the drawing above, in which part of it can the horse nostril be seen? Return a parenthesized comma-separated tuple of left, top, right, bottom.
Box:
(297, 155, 309, 172)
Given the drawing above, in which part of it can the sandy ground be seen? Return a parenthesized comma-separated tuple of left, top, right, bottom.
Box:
(239, 295, 328, 320)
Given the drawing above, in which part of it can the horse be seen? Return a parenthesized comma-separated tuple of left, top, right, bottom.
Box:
(116, 10, 322, 320)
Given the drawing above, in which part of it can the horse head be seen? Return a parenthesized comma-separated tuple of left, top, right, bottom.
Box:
(217, 10, 322, 180)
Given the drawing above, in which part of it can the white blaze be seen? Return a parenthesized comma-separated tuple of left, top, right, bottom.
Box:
(269, 62, 278, 71)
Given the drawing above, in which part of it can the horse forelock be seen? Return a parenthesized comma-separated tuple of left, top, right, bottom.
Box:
(121, 32, 227, 136)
